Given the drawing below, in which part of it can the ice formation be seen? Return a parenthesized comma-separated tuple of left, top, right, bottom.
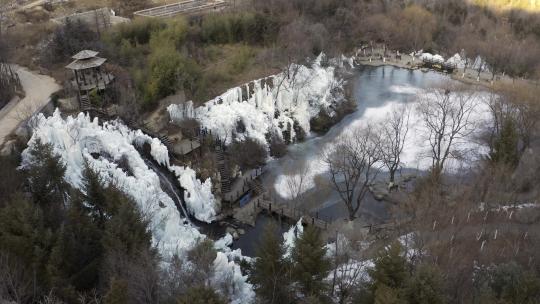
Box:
(195, 54, 345, 145)
(167, 100, 195, 124)
(282, 218, 304, 258)
(420, 52, 445, 63)
(21, 110, 254, 303)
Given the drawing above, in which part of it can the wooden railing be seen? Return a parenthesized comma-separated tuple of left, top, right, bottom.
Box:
(253, 196, 329, 230)
(223, 167, 264, 202)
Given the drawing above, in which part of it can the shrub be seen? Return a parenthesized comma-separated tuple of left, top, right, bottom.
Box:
(144, 46, 184, 104)
(228, 138, 267, 171)
(200, 12, 276, 45)
(269, 134, 287, 158)
(112, 18, 165, 46)
(149, 18, 189, 51)
(228, 45, 256, 74)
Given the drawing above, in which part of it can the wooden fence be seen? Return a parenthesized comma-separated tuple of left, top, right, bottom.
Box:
(253, 196, 329, 230)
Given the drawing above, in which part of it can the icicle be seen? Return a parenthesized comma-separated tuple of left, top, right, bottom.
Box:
(484, 211, 488, 221)
(480, 240, 486, 252)
(467, 211, 471, 222)
(432, 220, 437, 231)
(509, 210, 514, 219)
(494, 229, 498, 240)
(451, 216, 455, 225)
(524, 232, 528, 240)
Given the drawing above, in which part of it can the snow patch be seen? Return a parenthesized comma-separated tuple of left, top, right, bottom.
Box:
(282, 218, 304, 258)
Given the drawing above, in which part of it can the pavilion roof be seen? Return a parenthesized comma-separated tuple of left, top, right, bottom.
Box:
(65, 56, 107, 70)
(72, 50, 99, 60)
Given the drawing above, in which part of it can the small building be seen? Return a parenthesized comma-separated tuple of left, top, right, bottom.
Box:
(66, 50, 114, 107)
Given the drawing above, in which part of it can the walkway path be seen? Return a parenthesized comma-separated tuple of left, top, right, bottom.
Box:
(0, 65, 60, 146)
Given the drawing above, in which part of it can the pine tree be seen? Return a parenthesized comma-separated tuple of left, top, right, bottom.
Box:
(368, 242, 409, 304)
(251, 222, 292, 304)
(25, 139, 68, 227)
(291, 225, 331, 300)
(186, 239, 217, 287)
(46, 197, 103, 297)
(404, 264, 445, 304)
(374, 283, 405, 304)
(80, 163, 109, 227)
(104, 278, 129, 304)
(176, 286, 226, 304)
(369, 242, 408, 291)
(0, 195, 53, 290)
(102, 195, 153, 258)
(491, 117, 519, 166)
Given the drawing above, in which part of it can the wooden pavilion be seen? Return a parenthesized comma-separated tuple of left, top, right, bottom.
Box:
(66, 50, 114, 108)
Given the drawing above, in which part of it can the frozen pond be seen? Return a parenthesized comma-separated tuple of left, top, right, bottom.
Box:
(261, 65, 489, 223)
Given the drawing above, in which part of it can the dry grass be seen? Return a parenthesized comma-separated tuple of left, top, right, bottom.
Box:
(471, 0, 540, 12)
(200, 44, 279, 104)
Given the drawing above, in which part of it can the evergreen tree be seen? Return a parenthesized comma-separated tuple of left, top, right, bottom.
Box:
(368, 242, 409, 304)
(0, 155, 24, 206)
(176, 286, 226, 304)
(186, 239, 217, 287)
(369, 242, 408, 291)
(291, 225, 331, 300)
(104, 278, 129, 304)
(102, 194, 153, 258)
(404, 264, 445, 304)
(251, 222, 292, 304)
(491, 117, 519, 166)
(46, 197, 103, 298)
(489, 262, 540, 304)
(0, 195, 53, 291)
(80, 163, 109, 227)
(24, 139, 68, 227)
(374, 283, 405, 304)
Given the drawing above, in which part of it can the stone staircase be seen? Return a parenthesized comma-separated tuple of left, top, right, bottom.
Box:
(159, 134, 173, 148)
(248, 179, 265, 196)
(215, 144, 231, 195)
(80, 94, 91, 110)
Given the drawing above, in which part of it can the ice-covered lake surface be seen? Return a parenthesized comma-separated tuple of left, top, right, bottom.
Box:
(261, 65, 490, 224)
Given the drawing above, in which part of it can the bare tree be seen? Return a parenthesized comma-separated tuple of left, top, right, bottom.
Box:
(322, 126, 381, 221)
(0, 251, 33, 303)
(330, 234, 369, 304)
(283, 156, 311, 207)
(103, 249, 160, 304)
(417, 85, 477, 178)
(377, 105, 410, 187)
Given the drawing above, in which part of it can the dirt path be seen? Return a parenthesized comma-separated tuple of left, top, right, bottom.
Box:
(0, 65, 60, 146)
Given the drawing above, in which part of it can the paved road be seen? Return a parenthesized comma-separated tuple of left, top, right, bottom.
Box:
(0, 65, 60, 146)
